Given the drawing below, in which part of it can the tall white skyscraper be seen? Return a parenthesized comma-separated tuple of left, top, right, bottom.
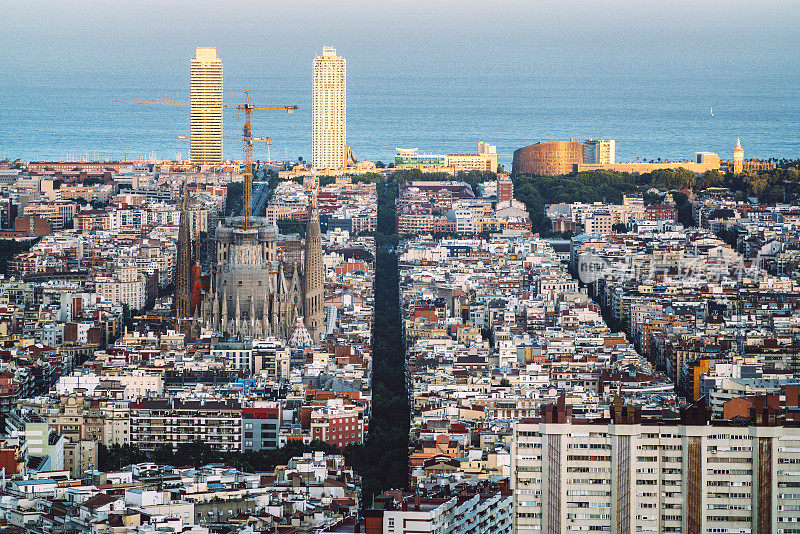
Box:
(583, 139, 615, 164)
(312, 46, 346, 170)
(190, 47, 223, 165)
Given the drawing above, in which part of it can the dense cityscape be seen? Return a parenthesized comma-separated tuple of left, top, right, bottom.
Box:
(0, 13, 799, 534)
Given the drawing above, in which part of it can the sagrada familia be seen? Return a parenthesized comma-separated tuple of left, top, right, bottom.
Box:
(174, 182, 324, 343)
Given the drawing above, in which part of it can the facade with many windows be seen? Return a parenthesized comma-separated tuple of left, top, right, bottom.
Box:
(96, 264, 147, 310)
(242, 405, 281, 451)
(312, 46, 347, 170)
(377, 490, 513, 534)
(513, 418, 800, 534)
(310, 408, 364, 449)
(129, 399, 242, 452)
(189, 47, 223, 165)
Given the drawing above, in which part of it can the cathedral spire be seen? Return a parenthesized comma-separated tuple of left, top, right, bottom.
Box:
(303, 190, 324, 343)
(175, 180, 193, 335)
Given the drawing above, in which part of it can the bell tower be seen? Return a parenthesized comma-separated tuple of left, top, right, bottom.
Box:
(733, 138, 744, 174)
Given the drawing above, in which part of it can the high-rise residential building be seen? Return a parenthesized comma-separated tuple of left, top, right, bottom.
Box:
(583, 138, 616, 164)
(512, 410, 800, 534)
(312, 46, 347, 170)
(190, 47, 223, 166)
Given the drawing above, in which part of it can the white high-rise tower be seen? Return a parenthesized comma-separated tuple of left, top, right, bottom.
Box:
(190, 47, 223, 166)
(583, 139, 615, 164)
(312, 46, 346, 170)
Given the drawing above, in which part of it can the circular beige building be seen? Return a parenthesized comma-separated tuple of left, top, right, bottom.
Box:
(512, 141, 584, 176)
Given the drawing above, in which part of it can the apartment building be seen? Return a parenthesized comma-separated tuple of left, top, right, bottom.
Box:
(252, 337, 291, 379)
(23, 201, 76, 231)
(100, 401, 130, 446)
(242, 404, 281, 451)
(129, 398, 242, 452)
(210, 340, 252, 372)
(310, 408, 365, 449)
(75, 210, 111, 231)
(584, 211, 614, 235)
(59, 184, 114, 203)
(512, 407, 800, 533)
(96, 264, 147, 310)
(370, 490, 514, 534)
(583, 139, 616, 165)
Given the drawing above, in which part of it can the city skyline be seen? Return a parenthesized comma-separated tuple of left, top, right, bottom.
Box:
(1, 3, 800, 532)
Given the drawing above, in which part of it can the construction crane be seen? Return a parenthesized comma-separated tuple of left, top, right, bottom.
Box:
(117, 89, 297, 229)
(177, 134, 272, 205)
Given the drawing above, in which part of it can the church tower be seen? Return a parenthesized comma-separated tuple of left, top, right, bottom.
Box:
(733, 138, 744, 174)
(303, 194, 324, 342)
(175, 181, 193, 335)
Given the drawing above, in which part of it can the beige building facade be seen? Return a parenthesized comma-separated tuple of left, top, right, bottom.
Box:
(312, 46, 347, 170)
(513, 419, 800, 534)
(190, 47, 223, 165)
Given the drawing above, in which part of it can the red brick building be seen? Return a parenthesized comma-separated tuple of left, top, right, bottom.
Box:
(14, 215, 51, 237)
(645, 203, 678, 222)
(497, 175, 513, 203)
(310, 410, 364, 449)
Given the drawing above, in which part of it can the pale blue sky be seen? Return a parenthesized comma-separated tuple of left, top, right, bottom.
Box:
(3, 0, 799, 84)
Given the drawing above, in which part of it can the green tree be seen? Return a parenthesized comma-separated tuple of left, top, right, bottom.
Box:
(671, 192, 695, 227)
(512, 170, 638, 234)
(642, 168, 695, 190)
(151, 443, 175, 465)
(695, 169, 724, 191)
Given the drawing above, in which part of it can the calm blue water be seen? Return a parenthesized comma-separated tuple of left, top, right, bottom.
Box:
(1, 66, 798, 166)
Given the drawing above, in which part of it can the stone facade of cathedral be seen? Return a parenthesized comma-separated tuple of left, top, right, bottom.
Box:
(201, 203, 325, 342)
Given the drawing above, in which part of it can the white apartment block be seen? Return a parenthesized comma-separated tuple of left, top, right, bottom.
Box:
(312, 46, 347, 170)
(190, 47, 223, 165)
(130, 398, 242, 452)
(395, 142, 499, 173)
(210, 340, 253, 373)
(96, 264, 147, 310)
(583, 139, 616, 165)
(513, 419, 800, 534)
(381, 491, 513, 534)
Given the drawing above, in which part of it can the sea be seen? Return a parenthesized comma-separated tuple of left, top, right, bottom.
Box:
(1, 65, 798, 167)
